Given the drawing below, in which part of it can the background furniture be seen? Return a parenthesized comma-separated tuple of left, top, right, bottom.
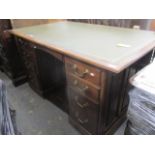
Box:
(10, 19, 65, 28)
(125, 63, 155, 134)
(0, 79, 15, 135)
(0, 19, 26, 86)
(68, 19, 152, 30)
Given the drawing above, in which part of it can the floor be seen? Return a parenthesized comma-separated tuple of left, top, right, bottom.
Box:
(0, 71, 126, 135)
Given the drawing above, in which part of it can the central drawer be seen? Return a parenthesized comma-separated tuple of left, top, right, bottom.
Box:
(67, 73, 100, 103)
(69, 90, 99, 134)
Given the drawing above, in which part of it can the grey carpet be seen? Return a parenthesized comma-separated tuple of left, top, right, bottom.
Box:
(0, 71, 126, 135)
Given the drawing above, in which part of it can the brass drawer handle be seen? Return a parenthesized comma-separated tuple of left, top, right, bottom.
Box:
(73, 80, 88, 92)
(77, 102, 88, 108)
(78, 118, 88, 124)
(73, 64, 89, 78)
(74, 96, 89, 108)
(79, 86, 88, 93)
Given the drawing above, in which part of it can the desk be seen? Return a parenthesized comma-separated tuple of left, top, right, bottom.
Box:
(9, 21, 155, 134)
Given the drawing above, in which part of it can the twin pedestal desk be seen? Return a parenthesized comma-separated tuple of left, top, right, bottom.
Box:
(8, 21, 155, 134)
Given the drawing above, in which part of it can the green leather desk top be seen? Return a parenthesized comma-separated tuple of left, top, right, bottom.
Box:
(10, 21, 155, 73)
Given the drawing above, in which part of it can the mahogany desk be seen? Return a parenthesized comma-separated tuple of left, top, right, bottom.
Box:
(9, 21, 155, 134)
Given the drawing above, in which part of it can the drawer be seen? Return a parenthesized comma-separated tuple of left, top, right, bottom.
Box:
(65, 57, 101, 86)
(69, 90, 99, 134)
(67, 74, 100, 103)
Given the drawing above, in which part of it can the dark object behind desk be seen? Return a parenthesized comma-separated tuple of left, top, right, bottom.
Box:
(125, 88, 155, 135)
(0, 79, 15, 135)
(0, 19, 27, 86)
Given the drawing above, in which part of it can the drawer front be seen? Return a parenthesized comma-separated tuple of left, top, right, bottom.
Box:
(65, 57, 101, 86)
(16, 37, 41, 90)
(69, 90, 99, 134)
(67, 74, 100, 103)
